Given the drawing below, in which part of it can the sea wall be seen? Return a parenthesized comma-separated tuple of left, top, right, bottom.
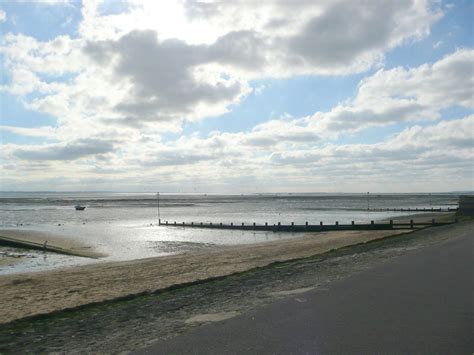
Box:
(458, 195, 474, 216)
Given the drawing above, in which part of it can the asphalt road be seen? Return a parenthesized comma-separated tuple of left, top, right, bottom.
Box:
(137, 223, 473, 354)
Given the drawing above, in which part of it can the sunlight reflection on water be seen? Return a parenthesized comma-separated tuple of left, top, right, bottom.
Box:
(0, 192, 457, 274)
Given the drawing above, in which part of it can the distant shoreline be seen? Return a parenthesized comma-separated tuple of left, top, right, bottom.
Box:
(1, 190, 472, 194)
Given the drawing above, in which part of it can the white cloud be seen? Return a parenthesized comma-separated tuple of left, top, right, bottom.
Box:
(356, 48, 473, 110)
(2, 0, 472, 192)
(2, 50, 472, 173)
(61, 16, 73, 28)
(0, 8, 6, 22)
(256, 49, 474, 138)
(83, 30, 251, 124)
(14, 0, 74, 5)
(5, 138, 116, 161)
(72, 0, 442, 127)
(389, 115, 474, 149)
(2, 0, 443, 130)
(0, 125, 58, 138)
(254, 84, 265, 96)
(3, 115, 472, 192)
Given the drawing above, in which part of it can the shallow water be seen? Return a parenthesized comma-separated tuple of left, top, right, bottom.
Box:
(0, 192, 458, 274)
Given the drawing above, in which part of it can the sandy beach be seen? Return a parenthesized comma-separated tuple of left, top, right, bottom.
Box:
(0, 219, 469, 353)
(0, 228, 410, 324)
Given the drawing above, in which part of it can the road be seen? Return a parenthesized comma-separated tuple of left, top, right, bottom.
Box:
(137, 223, 473, 354)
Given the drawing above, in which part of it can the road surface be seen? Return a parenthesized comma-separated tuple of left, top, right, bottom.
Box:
(137, 223, 473, 354)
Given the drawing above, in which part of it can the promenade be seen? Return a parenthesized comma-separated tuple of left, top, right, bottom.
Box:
(139, 221, 473, 354)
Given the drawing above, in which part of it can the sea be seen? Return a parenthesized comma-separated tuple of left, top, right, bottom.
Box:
(0, 192, 459, 274)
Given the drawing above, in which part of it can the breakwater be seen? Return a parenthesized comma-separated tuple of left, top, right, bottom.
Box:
(159, 219, 456, 232)
(366, 208, 457, 212)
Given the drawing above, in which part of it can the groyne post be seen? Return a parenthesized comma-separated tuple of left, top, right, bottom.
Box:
(157, 192, 161, 226)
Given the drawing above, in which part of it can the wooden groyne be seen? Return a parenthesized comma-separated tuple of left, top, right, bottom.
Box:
(159, 219, 456, 232)
(366, 207, 457, 213)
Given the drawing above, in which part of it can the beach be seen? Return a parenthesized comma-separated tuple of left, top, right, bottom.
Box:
(0, 219, 469, 353)
(0, 210, 458, 324)
(1, 228, 410, 324)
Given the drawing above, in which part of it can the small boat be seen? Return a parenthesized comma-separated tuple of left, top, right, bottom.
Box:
(75, 205, 86, 211)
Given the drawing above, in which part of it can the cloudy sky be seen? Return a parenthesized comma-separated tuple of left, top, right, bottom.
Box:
(0, 0, 472, 193)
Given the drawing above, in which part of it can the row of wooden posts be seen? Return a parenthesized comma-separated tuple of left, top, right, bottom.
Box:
(366, 207, 457, 212)
(158, 218, 456, 232)
(155, 194, 458, 233)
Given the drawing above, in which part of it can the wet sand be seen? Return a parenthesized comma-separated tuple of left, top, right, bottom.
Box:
(0, 249, 26, 267)
(0, 229, 409, 324)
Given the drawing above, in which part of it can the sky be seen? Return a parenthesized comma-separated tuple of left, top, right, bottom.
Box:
(0, 0, 472, 193)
